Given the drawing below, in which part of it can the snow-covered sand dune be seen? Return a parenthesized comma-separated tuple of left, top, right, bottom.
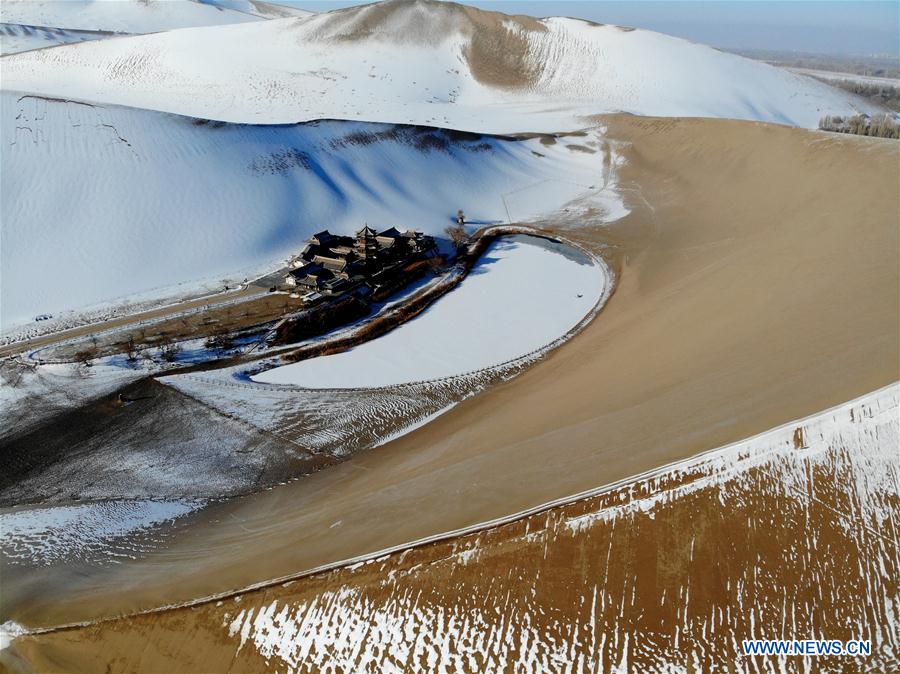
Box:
(200, 0, 312, 20)
(0, 1, 310, 55)
(0, 0, 874, 131)
(254, 236, 608, 388)
(0, 91, 617, 329)
(0, 0, 874, 327)
(0, 0, 261, 34)
(0, 23, 126, 56)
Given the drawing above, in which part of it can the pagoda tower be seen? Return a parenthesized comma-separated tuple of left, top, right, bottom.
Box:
(354, 224, 380, 272)
(355, 224, 379, 256)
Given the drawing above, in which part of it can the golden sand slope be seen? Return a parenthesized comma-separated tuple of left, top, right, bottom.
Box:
(6, 385, 897, 672)
(4, 118, 898, 630)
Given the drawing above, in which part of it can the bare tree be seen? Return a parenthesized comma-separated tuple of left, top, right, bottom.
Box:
(159, 335, 182, 362)
(444, 224, 468, 249)
(205, 329, 234, 352)
(74, 346, 97, 367)
(125, 335, 139, 362)
(427, 255, 445, 274)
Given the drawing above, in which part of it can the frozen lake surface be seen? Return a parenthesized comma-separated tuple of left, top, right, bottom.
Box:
(254, 235, 609, 389)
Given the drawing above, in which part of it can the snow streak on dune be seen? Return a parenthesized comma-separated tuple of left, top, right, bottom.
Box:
(0, 499, 203, 566)
(0, 91, 616, 329)
(217, 386, 899, 674)
(0, 0, 872, 131)
(8, 385, 895, 670)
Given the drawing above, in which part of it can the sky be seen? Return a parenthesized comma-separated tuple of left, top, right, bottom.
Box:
(287, 1, 900, 56)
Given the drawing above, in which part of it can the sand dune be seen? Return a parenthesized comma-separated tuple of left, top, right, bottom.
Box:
(216, 0, 312, 20)
(0, 0, 261, 34)
(5, 384, 896, 672)
(3, 2, 896, 669)
(0, 0, 308, 56)
(0, 24, 124, 56)
(0, 0, 876, 130)
(4, 117, 896, 631)
(0, 92, 610, 329)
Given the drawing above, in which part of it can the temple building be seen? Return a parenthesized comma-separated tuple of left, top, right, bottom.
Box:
(284, 225, 436, 297)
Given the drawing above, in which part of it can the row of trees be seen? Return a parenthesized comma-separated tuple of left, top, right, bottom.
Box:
(818, 113, 900, 139)
(815, 79, 900, 112)
(274, 296, 370, 345)
(74, 332, 186, 367)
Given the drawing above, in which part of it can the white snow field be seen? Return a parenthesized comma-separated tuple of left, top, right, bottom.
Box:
(0, 0, 260, 35)
(3, 0, 867, 133)
(254, 235, 608, 389)
(0, 91, 617, 330)
(0, 0, 865, 331)
(0, 0, 874, 132)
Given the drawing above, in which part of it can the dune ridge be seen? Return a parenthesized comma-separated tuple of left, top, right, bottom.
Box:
(0, 0, 877, 130)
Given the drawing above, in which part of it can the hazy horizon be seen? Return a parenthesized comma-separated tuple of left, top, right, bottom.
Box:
(287, 0, 900, 57)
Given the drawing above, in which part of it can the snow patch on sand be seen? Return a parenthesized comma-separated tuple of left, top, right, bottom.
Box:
(371, 403, 459, 449)
(0, 359, 150, 442)
(0, 499, 204, 566)
(221, 384, 899, 673)
(0, 621, 27, 652)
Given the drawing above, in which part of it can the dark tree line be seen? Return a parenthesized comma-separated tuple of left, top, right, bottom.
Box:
(814, 79, 900, 112)
(274, 296, 370, 345)
(819, 113, 899, 139)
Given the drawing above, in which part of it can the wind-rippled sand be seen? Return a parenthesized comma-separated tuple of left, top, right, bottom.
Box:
(0, 500, 202, 567)
(6, 385, 896, 673)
